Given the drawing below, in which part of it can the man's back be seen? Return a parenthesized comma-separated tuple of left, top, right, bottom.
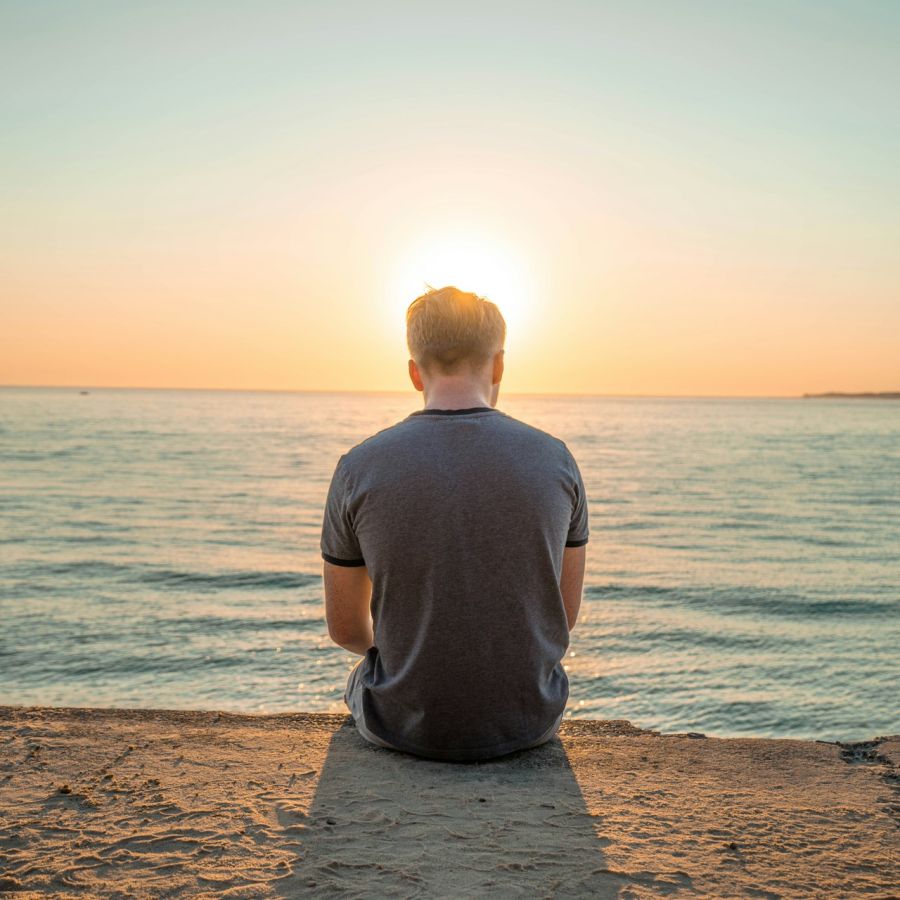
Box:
(322, 404, 589, 761)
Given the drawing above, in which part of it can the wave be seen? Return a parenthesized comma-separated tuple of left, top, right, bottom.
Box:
(157, 614, 323, 634)
(585, 582, 896, 619)
(136, 568, 317, 590)
(12, 560, 319, 591)
(1, 446, 90, 461)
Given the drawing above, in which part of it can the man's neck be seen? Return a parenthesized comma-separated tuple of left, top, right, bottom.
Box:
(422, 378, 494, 411)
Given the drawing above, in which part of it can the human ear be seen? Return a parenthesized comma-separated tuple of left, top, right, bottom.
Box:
(408, 358, 425, 392)
(492, 349, 505, 386)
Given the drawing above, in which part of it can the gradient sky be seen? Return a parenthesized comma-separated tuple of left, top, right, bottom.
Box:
(2, 1, 898, 396)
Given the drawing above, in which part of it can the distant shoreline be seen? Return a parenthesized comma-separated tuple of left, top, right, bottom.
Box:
(3, 383, 899, 401)
(0, 385, 796, 399)
(803, 392, 900, 400)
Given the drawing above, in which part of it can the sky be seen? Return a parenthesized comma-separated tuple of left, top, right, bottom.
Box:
(1, 1, 898, 396)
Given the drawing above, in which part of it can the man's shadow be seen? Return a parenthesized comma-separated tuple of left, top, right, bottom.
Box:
(275, 715, 617, 897)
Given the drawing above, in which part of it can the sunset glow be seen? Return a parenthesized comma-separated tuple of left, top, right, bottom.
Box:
(387, 232, 535, 347)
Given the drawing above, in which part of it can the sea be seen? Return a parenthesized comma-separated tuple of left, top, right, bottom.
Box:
(1, 387, 897, 742)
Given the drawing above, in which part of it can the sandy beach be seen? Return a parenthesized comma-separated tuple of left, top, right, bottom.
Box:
(0, 706, 896, 897)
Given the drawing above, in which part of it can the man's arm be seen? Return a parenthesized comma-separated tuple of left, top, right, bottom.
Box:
(323, 560, 375, 655)
(560, 545, 586, 631)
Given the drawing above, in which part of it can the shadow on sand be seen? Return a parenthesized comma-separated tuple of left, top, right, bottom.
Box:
(275, 715, 615, 897)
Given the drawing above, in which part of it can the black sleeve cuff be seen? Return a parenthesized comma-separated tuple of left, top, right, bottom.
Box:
(322, 552, 367, 567)
(565, 537, 589, 548)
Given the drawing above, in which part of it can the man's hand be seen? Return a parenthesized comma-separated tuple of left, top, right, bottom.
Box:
(560, 545, 586, 631)
(323, 561, 375, 655)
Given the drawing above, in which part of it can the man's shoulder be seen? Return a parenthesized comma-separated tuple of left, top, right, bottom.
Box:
(496, 413, 570, 453)
(339, 417, 418, 466)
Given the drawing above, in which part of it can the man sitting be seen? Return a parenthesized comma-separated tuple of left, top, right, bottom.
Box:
(321, 285, 589, 761)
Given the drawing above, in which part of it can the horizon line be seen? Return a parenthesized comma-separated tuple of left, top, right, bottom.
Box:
(0, 382, 864, 400)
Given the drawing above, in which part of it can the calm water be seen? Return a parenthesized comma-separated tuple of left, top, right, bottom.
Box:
(1, 387, 898, 741)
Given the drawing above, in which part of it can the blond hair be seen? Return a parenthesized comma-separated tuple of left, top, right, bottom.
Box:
(406, 285, 506, 375)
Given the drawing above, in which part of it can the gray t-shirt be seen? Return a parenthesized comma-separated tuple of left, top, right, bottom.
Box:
(320, 405, 589, 761)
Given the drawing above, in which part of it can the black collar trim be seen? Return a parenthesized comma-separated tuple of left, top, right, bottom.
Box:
(409, 406, 497, 417)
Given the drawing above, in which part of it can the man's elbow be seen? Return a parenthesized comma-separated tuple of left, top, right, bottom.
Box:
(328, 628, 373, 656)
(326, 616, 372, 653)
(327, 620, 354, 647)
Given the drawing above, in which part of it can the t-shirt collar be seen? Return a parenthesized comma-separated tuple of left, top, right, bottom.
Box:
(408, 406, 497, 417)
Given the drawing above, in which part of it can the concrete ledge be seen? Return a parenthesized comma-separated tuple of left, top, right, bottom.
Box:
(1, 706, 897, 897)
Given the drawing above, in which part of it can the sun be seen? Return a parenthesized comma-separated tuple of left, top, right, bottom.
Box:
(387, 232, 534, 346)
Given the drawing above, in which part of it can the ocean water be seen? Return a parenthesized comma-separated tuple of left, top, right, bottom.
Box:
(1, 386, 897, 742)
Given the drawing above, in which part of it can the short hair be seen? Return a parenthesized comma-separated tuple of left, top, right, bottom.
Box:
(406, 285, 506, 375)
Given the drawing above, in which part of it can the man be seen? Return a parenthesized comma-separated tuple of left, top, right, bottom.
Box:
(320, 285, 589, 762)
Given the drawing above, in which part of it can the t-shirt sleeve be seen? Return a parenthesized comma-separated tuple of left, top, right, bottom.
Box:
(320, 455, 366, 567)
(566, 452, 590, 548)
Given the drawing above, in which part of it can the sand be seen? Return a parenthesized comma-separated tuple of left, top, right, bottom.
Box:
(0, 707, 896, 898)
